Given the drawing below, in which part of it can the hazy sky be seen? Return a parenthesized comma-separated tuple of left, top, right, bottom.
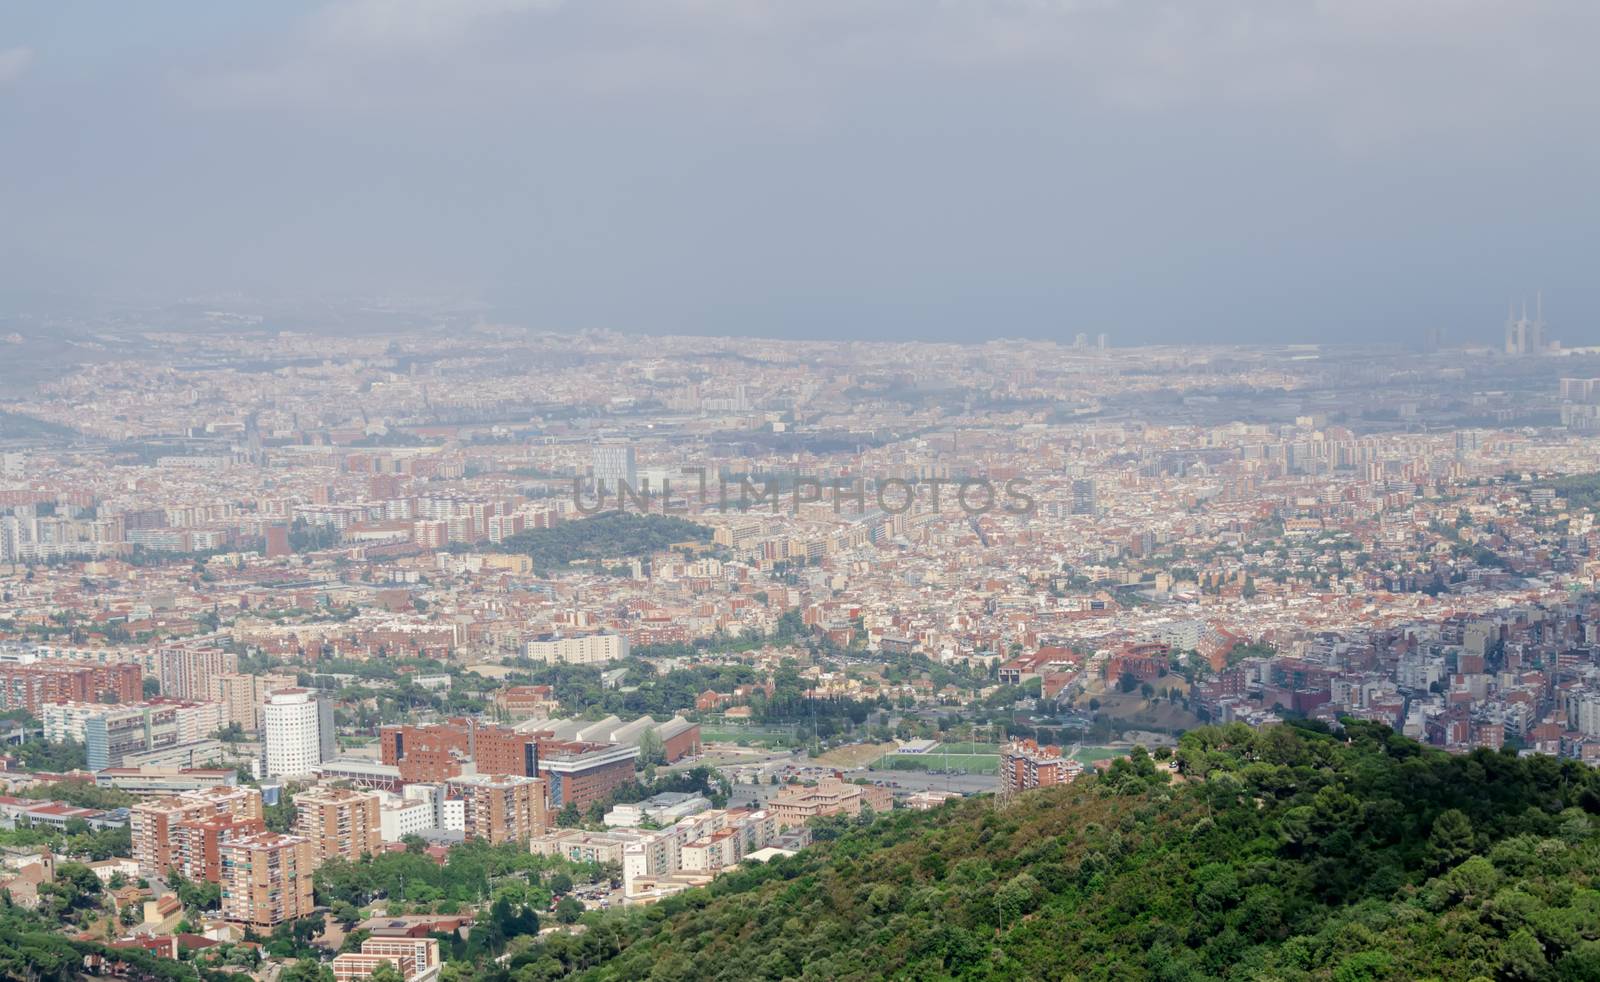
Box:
(2, 1, 1598, 344)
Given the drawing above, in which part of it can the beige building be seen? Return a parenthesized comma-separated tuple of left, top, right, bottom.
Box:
(158, 642, 237, 703)
(769, 777, 892, 830)
(332, 937, 441, 982)
(445, 773, 547, 846)
(219, 832, 316, 927)
(212, 672, 298, 732)
(294, 786, 382, 866)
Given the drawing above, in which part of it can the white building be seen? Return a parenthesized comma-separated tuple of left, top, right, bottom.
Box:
(261, 689, 335, 778)
(1572, 690, 1600, 737)
(604, 792, 710, 828)
(524, 633, 630, 666)
(592, 444, 637, 492)
(378, 793, 435, 842)
(401, 783, 466, 832)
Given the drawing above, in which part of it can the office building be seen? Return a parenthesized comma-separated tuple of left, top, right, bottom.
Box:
(529, 740, 639, 813)
(46, 701, 221, 772)
(379, 721, 474, 784)
(1505, 295, 1549, 355)
(262, 689, 336, 778)
(592, 443, 637, 492)
(95, 767, 238, 796)
(1070, 479, 1097, 516)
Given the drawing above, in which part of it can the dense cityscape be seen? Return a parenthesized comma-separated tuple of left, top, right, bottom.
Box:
(4, 312, 1600, 978)
(7, 0, 1600, 977)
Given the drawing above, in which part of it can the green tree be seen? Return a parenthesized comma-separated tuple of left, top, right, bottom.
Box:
(369, 963, 404, 982)
(1428, 808, 1477, 871)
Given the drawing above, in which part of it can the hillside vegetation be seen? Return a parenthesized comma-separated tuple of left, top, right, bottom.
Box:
(496, 720, 1600, 981)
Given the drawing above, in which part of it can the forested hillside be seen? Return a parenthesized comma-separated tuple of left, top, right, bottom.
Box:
(501, 720, 1600, 981)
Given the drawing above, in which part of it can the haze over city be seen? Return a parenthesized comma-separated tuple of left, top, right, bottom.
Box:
(11, 5, 1600, 982)
(4, 1, 1600, 343)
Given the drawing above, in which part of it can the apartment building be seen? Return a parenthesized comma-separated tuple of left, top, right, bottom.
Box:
(0, 661, 142, 713)
(523, 633, 630, 666)
(531, 827, 653, 867)
(999, 739, 1082, 795)
(157, 642, 237, 703)
(294, 786, 382, 866)
(445, 773, 547, 846)
(219, 832, 316, 927)
(130, 785, 265, 879)
(212, 672, 298, 732)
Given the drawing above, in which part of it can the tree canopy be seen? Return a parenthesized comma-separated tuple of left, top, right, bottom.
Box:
(491, 720, 1600, 981)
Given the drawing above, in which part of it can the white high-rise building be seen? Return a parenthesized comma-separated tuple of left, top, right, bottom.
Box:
(1571, 690, 1600, 738)
(592, 443, 637, 492)
(262, 688, 336, 778)
(1505, 294, 1549, 355)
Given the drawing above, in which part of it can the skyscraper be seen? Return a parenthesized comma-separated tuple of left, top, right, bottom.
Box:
(593, 443, 637, 492)
(1070, 479, 1098, 517)
(1505, 294, 1548, 355)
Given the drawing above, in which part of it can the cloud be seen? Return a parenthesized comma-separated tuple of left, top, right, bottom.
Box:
(306, 0, 565, 51)
(0, 47, 34, 86)
(178, 0, 1600, 152)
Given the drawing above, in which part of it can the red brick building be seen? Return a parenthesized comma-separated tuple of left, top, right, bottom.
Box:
(380, 721, 473, 784)
(0, 661, 142, 713)
(1104, 643, 1171, 685)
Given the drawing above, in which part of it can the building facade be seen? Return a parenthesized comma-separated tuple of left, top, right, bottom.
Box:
(262, 689, 336, 778)
(445, 773, 547, 846)
(294, 786, 382, 866)
(219, 832, 316, 927)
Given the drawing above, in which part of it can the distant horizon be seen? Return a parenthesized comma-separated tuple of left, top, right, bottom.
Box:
(2, 289, 1591, 354)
